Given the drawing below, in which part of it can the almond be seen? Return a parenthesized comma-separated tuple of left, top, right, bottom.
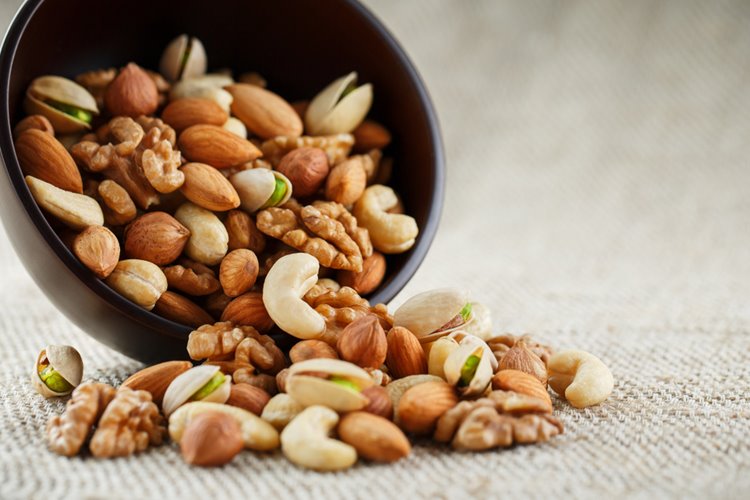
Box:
(289, 339, 339, 364)
(336, 315, 387, 369)
(15, 129, 83, 193)
(338, 412, 410, 462)
(180, 411, 244, 467)
(161, 98, 229, 133)
(226, 83, 303, 139)
(337, 251, 386, 295)
(178, 124, 261, 168)
(397, 381, 458, 435)
(361, 385, 393, 420)
(385, 326, 427, 379)
(180, 162, 240, 212)
(491, 369, 552, 411)
(219, 249, 259, 297)
(120, 360, 192, 406)
(104, 63, 159, 118)
(226, 383, 271, 416)
(352, 119, 392, 153)
(124, 211, 190, 265)
(325, 156, 367, 205)
(13, 114, 54, 139)
(153, 291, 214, 327)
(220, 291, 274, 332)
(72, 225, 120, 278)
(225, 209, 267, 253)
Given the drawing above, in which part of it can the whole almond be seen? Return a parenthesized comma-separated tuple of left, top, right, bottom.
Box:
(276, 147, 329, 197)
(226, 383, 271, 416)
(289, 340, 339, 364)
(180, 162, 240, 212)
(124, 212, 190, 265)
(178, 124, 261, 168)
(153, 291, 214, 327)
(13, 114, 54, 139)
(180, 412, 244, 467)
(385, 326, 427, 379)
(226, 83, 302, 139)
(336, 315, 387, 369)
(219, 249, 259, 297)
(220, 291, 274, 332)
(491, 369, 552, 411)
(361, 385, 393, 420)
(338, 412, 410, 462)
(72, 225, 120, 278)
(16, 129, 83, 193)
(352, 119, 392, 153)
(225, 209, 266, 253)
(337, 251, 386, 295)
(397, 381, 458, 435)
(161, 98, 229, 133)
(325, 156, 367, 205)
(104, 63, 159, 118)
(120, 360, 192, 406)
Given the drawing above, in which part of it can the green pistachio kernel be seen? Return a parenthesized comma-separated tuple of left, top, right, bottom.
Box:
(190, 372, 226, 401)
(179, 43, 193, 79)
(45, 100, 93, 124)
(262, 178, 288, 209)
(329, 375, 360, 393)
(459, 302, 472, 322)
(39, 364, 74, 393)
(337, 82, 359, 103)
(459, 354, 481, 386)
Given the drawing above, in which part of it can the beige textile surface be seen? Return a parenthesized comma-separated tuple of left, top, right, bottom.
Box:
(1, 0, 749, 498)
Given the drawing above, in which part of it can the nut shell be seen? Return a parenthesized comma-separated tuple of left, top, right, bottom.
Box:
(25, 75, 98, 133)
(159, 35, 207, 82)
(305, 72, 372, 135)
(180, 411, 243, 467)
(162, 364, 231, 417)
(229, 168, 292, 213)
(393, 288, 471, 342)
(32, 345, 83, 398)
(286, 359, 374, 412)
(397, 381, 458, 435)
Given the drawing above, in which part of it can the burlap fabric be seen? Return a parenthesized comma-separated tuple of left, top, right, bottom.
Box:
(1, 0, 749, 498)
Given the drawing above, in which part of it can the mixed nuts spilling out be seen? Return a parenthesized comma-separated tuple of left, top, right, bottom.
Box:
(35, 287, 614, 468)
(22, 35, 615, 470)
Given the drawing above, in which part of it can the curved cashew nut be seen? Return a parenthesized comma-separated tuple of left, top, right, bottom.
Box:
(169, 401, 279, 451)
(262, 253, 326, 339)
(353, 185, 418, 254)
(547, 350, 614, 408)
(280, 405, 357, 471)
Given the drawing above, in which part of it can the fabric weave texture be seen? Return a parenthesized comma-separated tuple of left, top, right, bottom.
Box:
(0, 0, 748, 498)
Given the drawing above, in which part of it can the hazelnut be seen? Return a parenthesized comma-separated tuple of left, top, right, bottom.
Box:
(289, 339, 339, 363)
(104, 63, 159, 118)
(226, 383, 271, 416)
(180, 411, 244, 467)
(123, 212, 190, 266)
(498, 340, 548, 385)
(220, 292, 274, 332)
(361, 385, 393, 420)
(276, 147, 329, 197)
(336, 315, 387, 369)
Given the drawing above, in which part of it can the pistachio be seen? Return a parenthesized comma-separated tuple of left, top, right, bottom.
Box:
(285, 358, 374, 412)
(31, 345, 83, 398)
(393, 288, 474, 344)
(443, 335, 494, 397)
(24, 76, 99, 133)
(305, 72, 372, 135)
(229, 168, 293, 213)
(162, 365, 232, 417)
(159, 34, 207, 81)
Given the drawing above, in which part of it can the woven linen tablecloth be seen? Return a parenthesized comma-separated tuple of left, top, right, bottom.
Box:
(1, 0, 749, 498)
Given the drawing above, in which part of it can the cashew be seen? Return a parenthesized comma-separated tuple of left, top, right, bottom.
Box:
(170, 76, 234, 113)
(353, 185, 418, 254)
(174, 202, 228, 265)
(262, 253, 326, 339)
(169, 401, 279, 451)
(547, 349, 614, 408)
(223, 117, 247, 138)
(280, 405, 357, 471)
(105, 259, 167, 310)
(26, 176, 103, 230)
(260, 393, 305, 431)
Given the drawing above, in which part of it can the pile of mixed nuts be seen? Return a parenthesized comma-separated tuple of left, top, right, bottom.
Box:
(23, 35, 614, 469)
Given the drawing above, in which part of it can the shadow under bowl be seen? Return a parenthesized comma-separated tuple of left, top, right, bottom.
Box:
(0, 0, 444, 363)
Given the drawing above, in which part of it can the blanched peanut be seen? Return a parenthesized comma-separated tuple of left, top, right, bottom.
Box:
(547, 350, 614, 408)
(105, 259, 167, 310)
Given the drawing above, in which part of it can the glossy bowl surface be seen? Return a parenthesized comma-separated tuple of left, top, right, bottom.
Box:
(0, 0, 444, 363)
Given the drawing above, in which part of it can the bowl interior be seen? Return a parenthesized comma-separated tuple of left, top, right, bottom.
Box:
(0, 0, 444, 362)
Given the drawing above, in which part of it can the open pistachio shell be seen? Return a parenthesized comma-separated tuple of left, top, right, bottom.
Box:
(462, 302, 492, 340)
(24, 76, 99, 134)
(31, 345, 83, 398)
(393, 288, 472, 344)
(286, 359, 373, 412)
(305, 72, 373, 135)
(230, 168, 292, 213)
(159, 34, 208, 81)
(162, 364, 231, 417)
(443, 335, 494, 397)
(427, 336, 460, 380)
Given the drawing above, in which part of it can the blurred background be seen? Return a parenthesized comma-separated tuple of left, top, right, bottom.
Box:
(1, 0, 748, 497)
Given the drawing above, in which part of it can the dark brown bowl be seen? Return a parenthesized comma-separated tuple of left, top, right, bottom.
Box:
(0, 0, 444, 363)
